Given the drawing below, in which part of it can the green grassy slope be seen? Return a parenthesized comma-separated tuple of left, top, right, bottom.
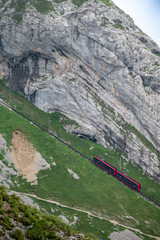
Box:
(0, 79, 160, 238)
(24, 194, 125, 239)
(0, 186, 94, 239)
(0, 79, 159, 203)
(28, 195, 157, 240)
(0, 105, 160, 237)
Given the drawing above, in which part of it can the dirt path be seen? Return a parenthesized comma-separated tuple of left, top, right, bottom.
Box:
(10, 190, 160, 240)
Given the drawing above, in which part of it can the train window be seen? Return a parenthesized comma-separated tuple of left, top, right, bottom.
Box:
(103, 164, 114, 174)
(117, 173, 138, 189)
(130, 182, 138, 189)
(118, 173, 128, 182)
(94, 158, 99, 163)
(117, 173, 124, 180)
(94, 158, 114, 174)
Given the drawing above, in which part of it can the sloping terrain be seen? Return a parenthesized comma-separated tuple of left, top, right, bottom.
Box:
(0, 82, 160, 239)
(0, 0, 160, 181)
(0, 186, 93, 239)
(0, 0, 160, 239)
(11, 130, 50, 184)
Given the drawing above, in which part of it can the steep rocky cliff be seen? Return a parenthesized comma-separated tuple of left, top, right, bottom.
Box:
(0, 0, 160, 181)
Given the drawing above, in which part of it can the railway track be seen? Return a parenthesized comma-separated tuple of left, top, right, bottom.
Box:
(138, 192, 160, 209)
(0, 100, 160, 209)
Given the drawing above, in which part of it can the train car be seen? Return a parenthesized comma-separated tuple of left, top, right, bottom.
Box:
(93, 156, 117, 176)
(116, 170, 141, 191)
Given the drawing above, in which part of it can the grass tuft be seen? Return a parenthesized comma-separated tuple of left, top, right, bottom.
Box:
(0, 186, 91, 239)
(153, 52, 160, 58)
(101, 0, 112, 6)
(113, 23, 125, 30)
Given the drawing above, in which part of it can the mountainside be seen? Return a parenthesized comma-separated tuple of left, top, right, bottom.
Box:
(0, 96, 160, 239)
(0, 0, 160, 181)
(0, 185, 94, 239)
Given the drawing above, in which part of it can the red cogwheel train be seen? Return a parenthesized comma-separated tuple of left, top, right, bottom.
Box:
(93, 156, 141, 191)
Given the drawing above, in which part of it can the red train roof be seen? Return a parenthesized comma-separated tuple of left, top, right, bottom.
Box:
(117, 170, 141, 186)
(93, 156, 117, 171)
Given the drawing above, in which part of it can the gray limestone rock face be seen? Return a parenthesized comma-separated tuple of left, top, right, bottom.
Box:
(108, 229, 142, 240)
(0, 0, 159, 181)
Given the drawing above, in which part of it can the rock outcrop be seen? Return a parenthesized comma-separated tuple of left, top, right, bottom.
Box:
(0, 0, 160, 181)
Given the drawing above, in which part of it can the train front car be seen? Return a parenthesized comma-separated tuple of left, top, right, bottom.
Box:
(93, 156, 117, 176)
(116, 171, 141, 191)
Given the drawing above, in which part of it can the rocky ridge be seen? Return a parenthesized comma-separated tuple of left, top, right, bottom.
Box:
(0, 0, 160, 181)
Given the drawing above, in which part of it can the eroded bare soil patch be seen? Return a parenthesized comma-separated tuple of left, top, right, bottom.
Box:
(11, 130, 50, 184)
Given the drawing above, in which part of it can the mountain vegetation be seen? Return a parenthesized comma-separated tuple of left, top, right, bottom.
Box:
(0, 0, 159, 182)
(0, 79, 160, 239)
(0, 185, 93, 239)
(0, 0, 160, 238)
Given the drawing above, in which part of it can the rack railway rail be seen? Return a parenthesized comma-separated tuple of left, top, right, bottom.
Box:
(0, 100, 160, 209)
